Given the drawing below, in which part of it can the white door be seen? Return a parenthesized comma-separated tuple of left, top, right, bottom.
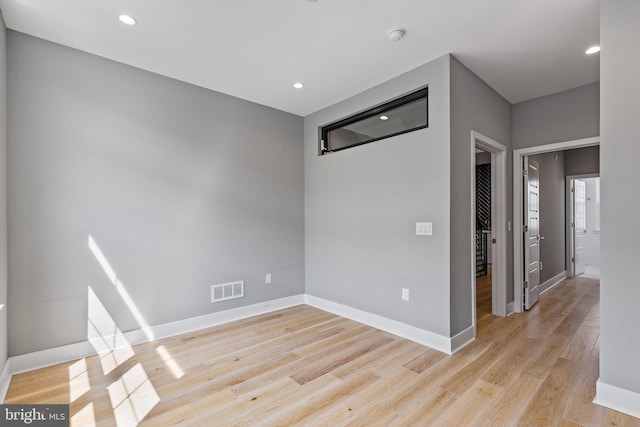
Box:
(523, 157, 540, 310)
(573, 179, 587, 276)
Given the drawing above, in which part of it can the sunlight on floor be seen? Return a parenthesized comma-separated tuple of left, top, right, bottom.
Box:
(156, 345, 184, 379)
(68, 358, 91, 403)
(108, 363, 160, 427)
(71, 402, 96, 427)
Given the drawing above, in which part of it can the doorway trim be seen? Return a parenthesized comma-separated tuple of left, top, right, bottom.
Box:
(566, 174, 600, 277)
(513, 136, 599, 313)
(471, 131, 507, 331)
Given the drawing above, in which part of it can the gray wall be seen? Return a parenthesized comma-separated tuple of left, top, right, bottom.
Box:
(599, 0, 640, 397)
(512, 83, 599, 149)
(305, 55, 451, 337)
(529, 152, 565, 285)
(0, 14, 7, 370)
(564, 146, 600, 176)
(450, 57, 511, 335)
(7, 32, 304, 356)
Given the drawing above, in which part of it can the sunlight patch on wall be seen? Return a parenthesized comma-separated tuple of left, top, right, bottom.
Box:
(87, 286, 135, 375)
(88, 235, 155, 341)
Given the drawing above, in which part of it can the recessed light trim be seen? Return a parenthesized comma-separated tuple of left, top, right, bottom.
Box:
(293, 82, 304, 89)
(119, 14, 137, 26)
(379, 115, 389, 120)
(585, 46, 600, 55)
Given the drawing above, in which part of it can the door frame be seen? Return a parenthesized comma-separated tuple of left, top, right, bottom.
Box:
(513, 136, 599, 313)
(471, 131, 507, 329)
(566, 173, 599, 277)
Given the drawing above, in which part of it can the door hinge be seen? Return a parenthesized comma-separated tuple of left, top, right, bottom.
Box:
(523, 169, 528, 176)
(572, 257, 575, 263)
(523, 224, 528, 232)
(524, 280, 529, 289)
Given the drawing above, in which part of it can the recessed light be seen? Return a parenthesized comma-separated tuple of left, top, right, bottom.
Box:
(379, 115, 389, 120)
(585, 46, 600, 55)
(118, 14, 137, 26)
(293, 82, 304, 89)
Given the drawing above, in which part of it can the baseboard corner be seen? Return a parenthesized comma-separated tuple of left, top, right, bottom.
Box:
(450, 325, 475, 354)
(594, 379, 640, 419)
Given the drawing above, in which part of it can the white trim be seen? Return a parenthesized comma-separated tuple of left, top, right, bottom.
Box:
(471, 131, 508, 333)
(539, 271, 567, 294)
(2, 294, 306, 388)
(506, 301, 515, 316)
(0, 360, 11, 403)
(595, 380, 640, 419)
(513, 136, 600, 313)
(304, 295, 453, 354)
(2, 293, 463, 401)
(450, 325, 475, 354)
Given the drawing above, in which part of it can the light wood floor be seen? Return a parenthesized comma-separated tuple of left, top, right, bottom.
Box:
(5, 277, 640, 426)
(476, 267, 493, 323)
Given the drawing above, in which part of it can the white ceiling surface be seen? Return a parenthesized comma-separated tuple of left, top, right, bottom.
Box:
(0, 0, 599, 116)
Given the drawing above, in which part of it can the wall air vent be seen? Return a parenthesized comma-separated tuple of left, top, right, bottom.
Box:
(211, 280, 244, 303)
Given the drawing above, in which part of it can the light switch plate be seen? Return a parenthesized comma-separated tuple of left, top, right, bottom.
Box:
(416, 222, 432, 236)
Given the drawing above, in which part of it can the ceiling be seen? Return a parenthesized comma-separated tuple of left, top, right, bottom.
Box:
(0, 0, 600, 116)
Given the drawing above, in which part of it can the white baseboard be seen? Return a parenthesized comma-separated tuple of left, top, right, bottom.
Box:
(450, 325, 475, 354)
(506, 301, 515, 316)
(594, 379, 640, 419)
(304, 295, 453, 354)
(1, 294, 305, 402)
(2, 292, 468, 402)
(539, 271, 567, 295)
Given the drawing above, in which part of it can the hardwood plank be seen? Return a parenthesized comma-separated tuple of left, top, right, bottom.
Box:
(518, 357, 581, 426)
(430, 379, 503, 426)
(562, 356, 605, 426)
(4, 279, 639, 426)
(477, 374, 543, 425)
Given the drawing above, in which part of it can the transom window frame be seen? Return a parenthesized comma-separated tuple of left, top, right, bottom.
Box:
(319, 86, 428, 155)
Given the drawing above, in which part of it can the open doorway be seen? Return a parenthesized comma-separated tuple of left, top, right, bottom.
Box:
(513, 136, 600, 312)
(470, 131, 507, 333)
(567, 175, 600, 279)
(475, 149, 493, 322)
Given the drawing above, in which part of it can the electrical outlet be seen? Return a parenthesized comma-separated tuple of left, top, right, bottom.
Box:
(416, 222, 432, 236)
(265, 273, 272, 284)
(402, 288, 410, 301)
